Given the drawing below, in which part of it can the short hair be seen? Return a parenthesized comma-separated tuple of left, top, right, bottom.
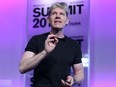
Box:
(48, 2, 69, 17)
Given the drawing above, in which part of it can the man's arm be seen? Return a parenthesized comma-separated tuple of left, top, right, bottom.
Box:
(19, 50, 48, 74)
(19, 34, 58, 74)
(73, 63, 84, 86)
(61, 63, 84, 87)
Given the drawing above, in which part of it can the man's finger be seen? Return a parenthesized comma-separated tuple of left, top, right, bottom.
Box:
(61, 79, 66, 86)
(66, 76, 72, 84)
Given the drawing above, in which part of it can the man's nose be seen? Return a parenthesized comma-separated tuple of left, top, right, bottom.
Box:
(55, 14, 60, 19)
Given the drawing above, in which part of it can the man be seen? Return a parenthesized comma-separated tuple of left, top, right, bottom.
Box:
(19, 2, 84, 87)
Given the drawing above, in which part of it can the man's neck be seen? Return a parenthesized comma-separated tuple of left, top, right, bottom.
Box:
(50, 29, 64, 38)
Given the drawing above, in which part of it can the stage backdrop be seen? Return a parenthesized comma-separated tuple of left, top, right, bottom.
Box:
(25, 0, 89, 87)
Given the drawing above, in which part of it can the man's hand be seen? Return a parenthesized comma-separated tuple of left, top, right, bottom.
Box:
(45, 34, 58, 53)
(61, 76, 74, 87)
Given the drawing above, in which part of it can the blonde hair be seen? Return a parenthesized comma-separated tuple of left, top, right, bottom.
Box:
(48, 2, 69, 17)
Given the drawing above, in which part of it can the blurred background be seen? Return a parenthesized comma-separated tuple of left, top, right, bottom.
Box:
(0, 0, 116, 87)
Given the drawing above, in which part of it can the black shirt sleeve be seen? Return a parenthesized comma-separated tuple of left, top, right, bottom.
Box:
(25, 36, 38, 54)
(73, 43, 82, 64)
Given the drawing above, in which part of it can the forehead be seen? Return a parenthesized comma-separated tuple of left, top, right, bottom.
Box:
(51, 7, 66, 13)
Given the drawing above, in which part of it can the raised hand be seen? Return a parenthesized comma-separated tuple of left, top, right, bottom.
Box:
(44, 34, 58, 53)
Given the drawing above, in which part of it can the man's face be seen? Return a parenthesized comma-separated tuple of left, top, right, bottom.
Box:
(48, 7, 69, 29)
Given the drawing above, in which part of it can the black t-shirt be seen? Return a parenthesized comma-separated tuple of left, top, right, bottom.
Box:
(25, 32, 82, 87)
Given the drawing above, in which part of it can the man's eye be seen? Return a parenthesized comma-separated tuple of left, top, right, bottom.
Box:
(60, 13, 65, 16)
(51, 12, 56, 15)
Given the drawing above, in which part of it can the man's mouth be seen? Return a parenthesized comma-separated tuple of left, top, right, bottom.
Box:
(54, 20, 62, 23)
